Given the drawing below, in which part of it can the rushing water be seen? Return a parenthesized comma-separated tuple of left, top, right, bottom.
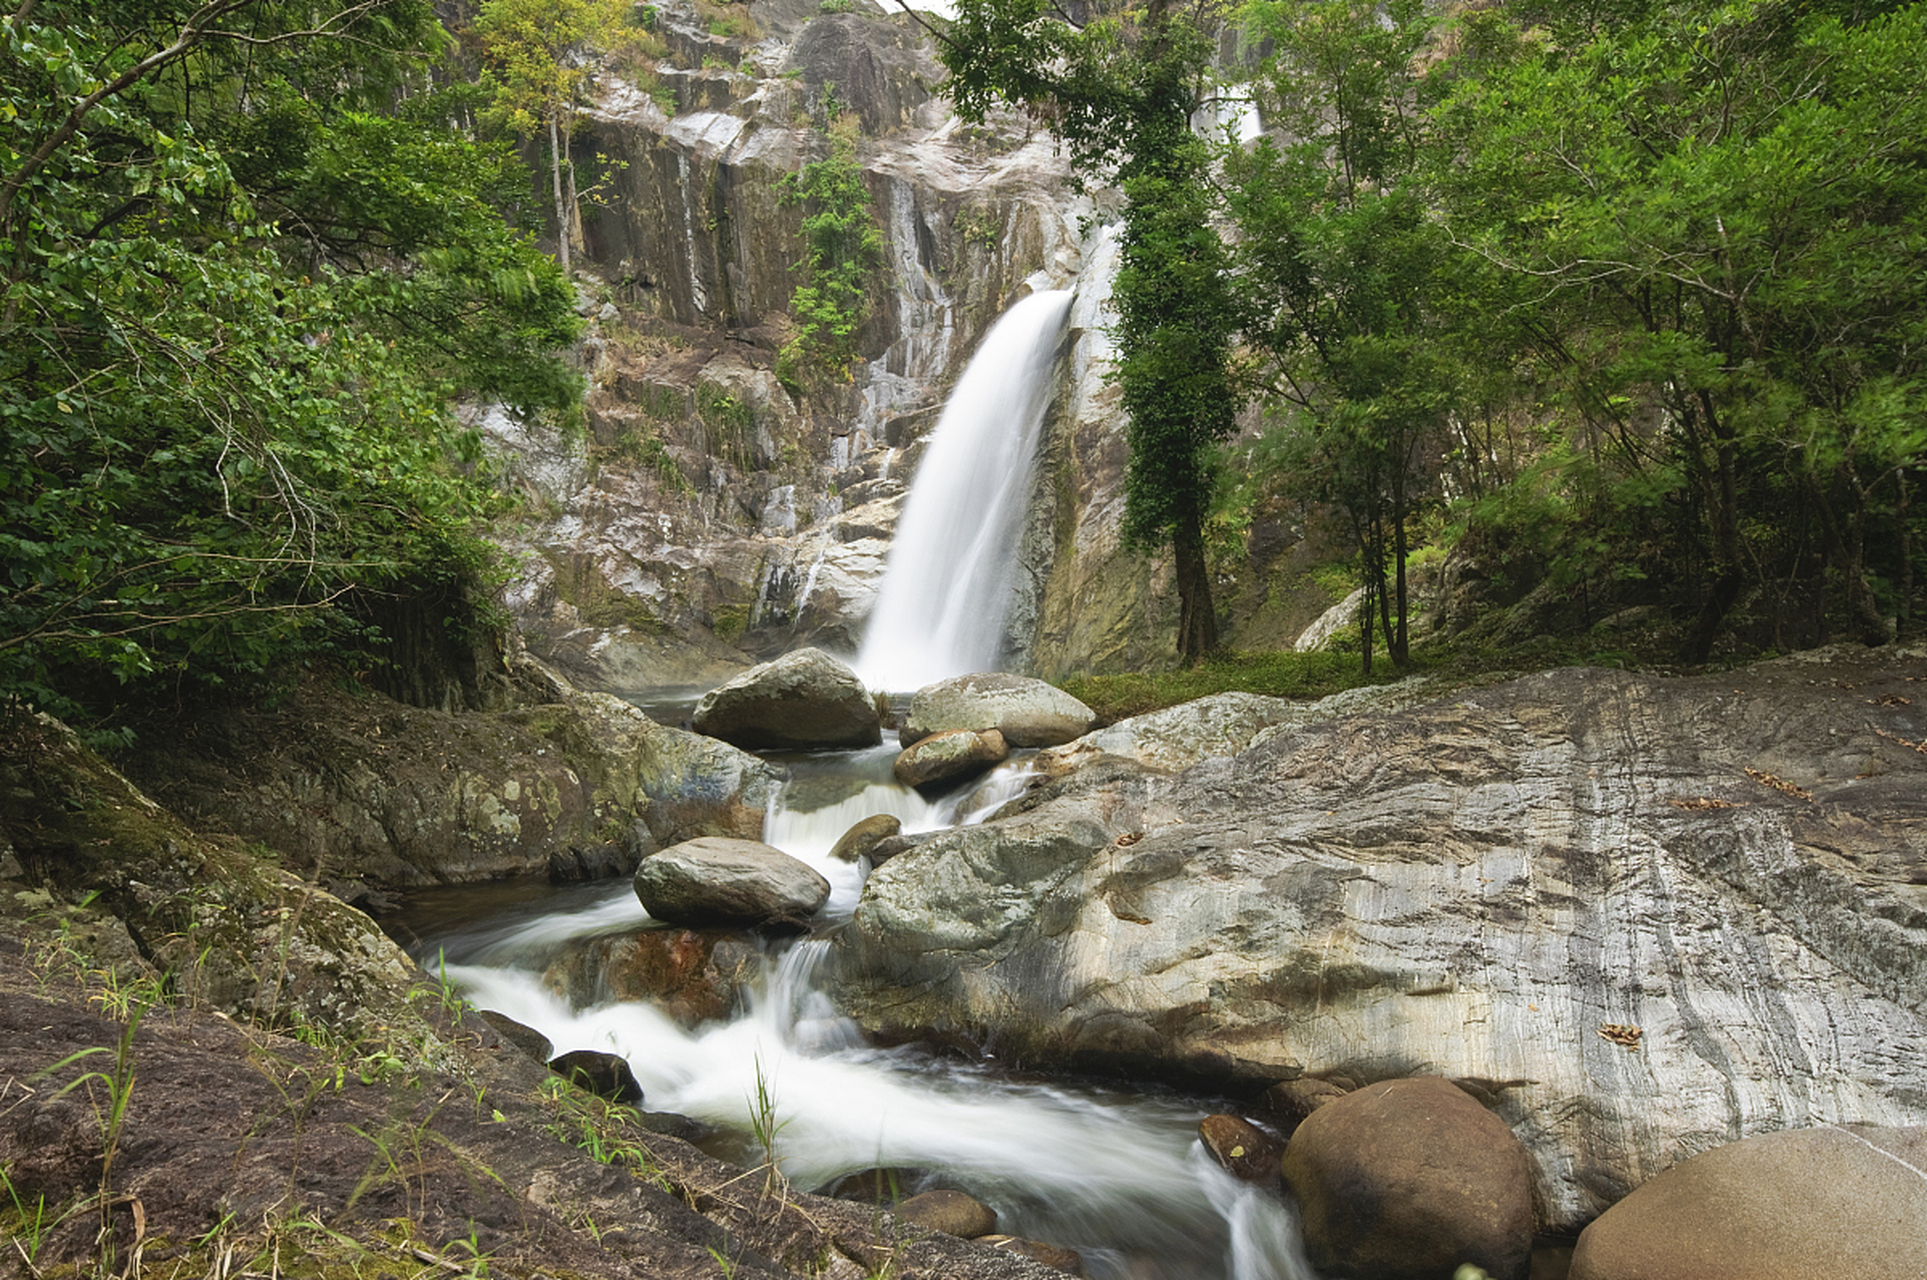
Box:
(400, 290, 1316, 1279)
(403, 751, 1316, 1280)
(854, 290, 1075, 693)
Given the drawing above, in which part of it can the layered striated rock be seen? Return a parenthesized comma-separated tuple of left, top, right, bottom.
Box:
(828, 650, 1927, 1231)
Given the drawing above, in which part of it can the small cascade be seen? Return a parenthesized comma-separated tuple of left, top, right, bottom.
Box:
(434, 895, 1314, 1280)
(791, 548, 829, 634)
(854, 290, 1074, 692)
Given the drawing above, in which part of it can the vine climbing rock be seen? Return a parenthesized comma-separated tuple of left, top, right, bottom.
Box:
(1281, 1076, 1535, 1280)
(1568, 1125, 1927, 1280)
(692, 648, 881, 749)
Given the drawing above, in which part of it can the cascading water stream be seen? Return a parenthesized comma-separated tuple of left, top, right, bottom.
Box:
(410, 744, 1315, 1280)
(425, 874, 1314, 1280)
(403, 290, 1315, 1279)
(854, 290, 1074, 693)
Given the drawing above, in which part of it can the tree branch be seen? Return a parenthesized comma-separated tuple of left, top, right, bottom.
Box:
(889, 0, 959, 53)
(0, 0, 261, 230)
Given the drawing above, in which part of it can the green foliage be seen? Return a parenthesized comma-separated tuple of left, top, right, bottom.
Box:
(539, 1076, 673, 1189)
(0, 1, 582, 724)
(939, 0, 1237, 662)
(1433, 0, 1927, 655)
(1227, 0, 1455, 672)
(777, 114, 884, 394)
(1058, 648, 1389, 722)
(474, 0, 640, 271)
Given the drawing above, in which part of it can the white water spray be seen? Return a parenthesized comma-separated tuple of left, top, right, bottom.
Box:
(440, 908, 1314, 1280)
(855, 290, 1074, 692)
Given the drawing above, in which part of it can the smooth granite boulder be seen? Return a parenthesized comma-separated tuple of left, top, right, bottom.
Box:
(693, 649, 881, 750)
(634, 837, 831, 929)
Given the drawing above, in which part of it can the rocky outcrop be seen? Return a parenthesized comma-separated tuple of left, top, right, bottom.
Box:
(900, 673, 1097, 748)
(486, 0, 1126, 692)
(693, 647, 881, 749)
(827, 649, 1927, 1231)
(1567, 1124, 1927, 1280)
(0, 714, 463, 1059)
(123, 672, 780, 892)
(542, 927, 764, 1027)
(1028, 685, 1436, 778)
(893, 728, 1009, 791)
(634, 837, 831, 929)
(1282, 1077, 1535, 1280)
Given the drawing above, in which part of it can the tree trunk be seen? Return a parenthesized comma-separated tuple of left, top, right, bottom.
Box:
(563, 131, 581, 261)
(1174, 504, 1218, 666)
(1359, 576, 1376, 676)
(548, 112, 571, 274)
(1391, 461, 1410, 667)
(1899, 466, 1913, 637)
(1680, 390, 1743, 664)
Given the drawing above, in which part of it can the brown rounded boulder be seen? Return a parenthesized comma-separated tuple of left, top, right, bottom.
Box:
(1281, 1075, 1534, 1280)
(895, 1188, 998, 1238)
(892, 728, 1008, 791)
(828, 813, 902, 863)
(1199, 1114, 1284, 1187)
(1569, 1124, 1927, 1280)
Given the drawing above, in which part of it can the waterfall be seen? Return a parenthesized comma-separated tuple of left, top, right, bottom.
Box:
(854, 290, 1074, 693)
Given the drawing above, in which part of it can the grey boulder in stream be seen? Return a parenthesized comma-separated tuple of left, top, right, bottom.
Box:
(692, 648, 880, 750)
(635, 836, 830, 929)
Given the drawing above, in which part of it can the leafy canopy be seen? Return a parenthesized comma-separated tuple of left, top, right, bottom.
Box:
(0, 0, 581, 725)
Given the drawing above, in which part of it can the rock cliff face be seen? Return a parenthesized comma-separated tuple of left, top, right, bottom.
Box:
(826, 646, 1927, 1232)
(482, 0, 1131, 693)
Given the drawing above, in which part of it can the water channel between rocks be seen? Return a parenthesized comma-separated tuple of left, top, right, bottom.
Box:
(395, 742, 1318, 1280)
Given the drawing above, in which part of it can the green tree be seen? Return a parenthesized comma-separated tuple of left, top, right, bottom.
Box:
(777, 110, 884, 393)
(0, 0, 580, 725)
(930, 0, 1237, 662)
(473, 0, 633, 274)
(1226, 0, 1454, 671)
(1434, 0, 1927, 656)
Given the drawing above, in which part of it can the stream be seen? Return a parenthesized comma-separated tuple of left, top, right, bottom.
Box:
(398, 289, 1319, 1277)
(397, 745, 1317, 1280)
